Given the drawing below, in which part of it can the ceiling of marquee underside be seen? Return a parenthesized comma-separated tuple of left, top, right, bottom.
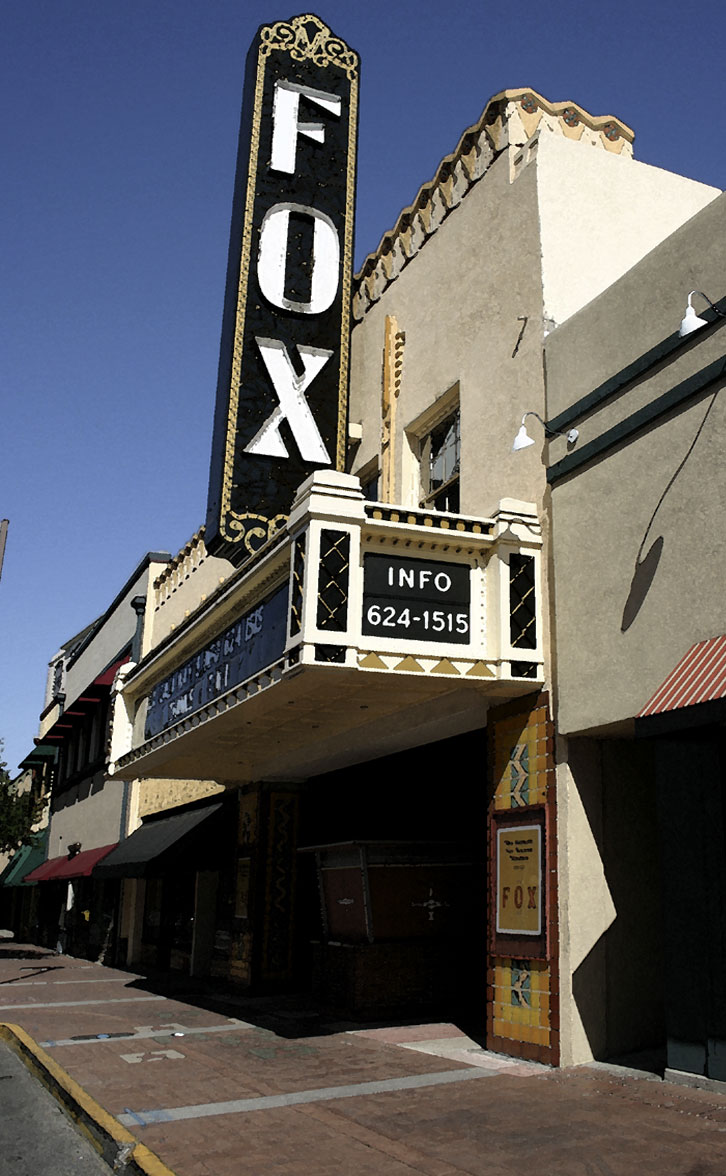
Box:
(114, 665, 536, 784)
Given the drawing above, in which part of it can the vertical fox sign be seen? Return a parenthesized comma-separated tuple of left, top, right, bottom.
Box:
(205, 14, 359, 564)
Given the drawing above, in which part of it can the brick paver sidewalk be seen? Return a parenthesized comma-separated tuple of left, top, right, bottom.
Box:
(1, 946, 725, 1175)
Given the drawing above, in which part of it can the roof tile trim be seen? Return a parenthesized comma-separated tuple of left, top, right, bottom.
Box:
(353, 89, 634, 320)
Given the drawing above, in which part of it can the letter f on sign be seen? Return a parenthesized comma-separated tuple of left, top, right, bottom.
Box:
(270, 81, 342, 175)
(245, 337, 333, 464)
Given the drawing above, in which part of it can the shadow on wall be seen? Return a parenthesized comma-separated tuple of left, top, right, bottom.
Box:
(621, 536, 663, 633)
(568, 738, 665, 1062)
(621, 384, 721, 632)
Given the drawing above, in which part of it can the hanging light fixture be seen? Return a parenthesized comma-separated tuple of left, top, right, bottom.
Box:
(679, 290, 725, 336)
(512, 412, 578, 452)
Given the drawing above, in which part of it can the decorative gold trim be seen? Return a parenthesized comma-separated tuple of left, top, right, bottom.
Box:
(381, 315, 405, 502)
(223, 510, 288, 557)
(218, 38, 268, 547)
(259, 15, 359, 78)
(431, 658, 460, 675)
(358, 651, 387, 669)
(466, 661, 495, 678)
(394, 655, 425, 673)
(337, 67, 358, 471)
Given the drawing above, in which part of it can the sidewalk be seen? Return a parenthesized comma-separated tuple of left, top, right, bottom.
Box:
(1, 945, 725, 1175)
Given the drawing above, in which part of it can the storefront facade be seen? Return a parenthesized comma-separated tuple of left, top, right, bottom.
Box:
(546, 190, 726, 1078)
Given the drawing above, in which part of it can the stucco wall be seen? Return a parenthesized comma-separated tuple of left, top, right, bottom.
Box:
(136, 778, 224, 821)
(546, 190, 726, 735)
(537, 133, 719, 329)
(350, 150, 548, 520)
(150, 539, 235, 649)
(48, 771, 128, 857)
(557, 738, 663, 1066)
(64, 559, 167, 707)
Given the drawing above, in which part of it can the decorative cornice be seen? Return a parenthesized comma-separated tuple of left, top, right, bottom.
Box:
(352, 88, 634, 319)
(153, 527, 207, 598)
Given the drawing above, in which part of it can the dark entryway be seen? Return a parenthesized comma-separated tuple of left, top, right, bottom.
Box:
(655, 726, 726, 1081)
(296, 729, 489, 1026)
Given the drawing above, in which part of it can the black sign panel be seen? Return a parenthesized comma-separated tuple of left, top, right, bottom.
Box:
(205, 15, 359, 565)
(362, 555, 471, 644)
(144, 584, 289, 739)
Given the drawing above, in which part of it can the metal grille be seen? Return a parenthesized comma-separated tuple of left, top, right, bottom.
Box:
(509, 554, 536, 649)
(289, 534, 306, 636)
(316, 530, 350, 631)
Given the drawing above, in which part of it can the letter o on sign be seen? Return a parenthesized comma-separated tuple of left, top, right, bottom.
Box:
(258, 202, 340, 315)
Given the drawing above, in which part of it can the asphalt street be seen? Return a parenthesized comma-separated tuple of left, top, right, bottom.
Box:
(0, 1039, 109, 1176)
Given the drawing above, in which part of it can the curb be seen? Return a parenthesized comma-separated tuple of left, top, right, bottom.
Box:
(0, 1022, 175, 1176)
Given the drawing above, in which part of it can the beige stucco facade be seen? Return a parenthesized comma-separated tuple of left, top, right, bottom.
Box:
(47, 771, 128, 858)
(537, 133, 718, 329)
(39, 553, 170, 860)
(546, 188, 726, 736)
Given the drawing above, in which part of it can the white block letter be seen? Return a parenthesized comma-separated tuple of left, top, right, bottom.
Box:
(271, 81, 341, 175)
(245, 337, 333, 464)
(258, 202, 339, 315)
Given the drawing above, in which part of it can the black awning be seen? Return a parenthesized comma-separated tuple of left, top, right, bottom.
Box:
(93, 802, 224, 879)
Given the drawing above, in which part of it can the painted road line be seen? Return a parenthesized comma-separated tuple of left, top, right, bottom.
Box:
(0, 995, 166, 1011)
(118, 1067, 493, 1126)
(41, 1020, 254, 1048)
(2, 978, 140, 988)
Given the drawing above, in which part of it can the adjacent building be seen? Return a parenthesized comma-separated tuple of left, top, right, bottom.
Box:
(20, 552, 169, 957)
(545, 188, 726, 1078)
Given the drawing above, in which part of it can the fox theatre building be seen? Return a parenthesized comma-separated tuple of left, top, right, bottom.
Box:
(107, 15, 558, 1062)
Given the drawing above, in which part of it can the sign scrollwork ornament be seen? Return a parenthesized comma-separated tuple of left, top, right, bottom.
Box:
(260, 14, 359, 78)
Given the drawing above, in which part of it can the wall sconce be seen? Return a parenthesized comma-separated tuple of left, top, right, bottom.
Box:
(512, 411, 578, 452)
(679, 290, 725, 336)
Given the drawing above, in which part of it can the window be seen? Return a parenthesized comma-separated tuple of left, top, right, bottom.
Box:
(361, 472, 380, 501)
(355, 458, 380, 502)
(420, 409, 460, 512)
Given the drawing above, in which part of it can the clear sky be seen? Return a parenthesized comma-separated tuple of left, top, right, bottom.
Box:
(1, 0, 723, 773)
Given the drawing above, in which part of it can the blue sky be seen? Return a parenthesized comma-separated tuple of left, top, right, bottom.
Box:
(1, 0, 723, 772)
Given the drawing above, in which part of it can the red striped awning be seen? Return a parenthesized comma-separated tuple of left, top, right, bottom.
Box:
(639, 634, 726, 718)
(23, 843, 118, 884)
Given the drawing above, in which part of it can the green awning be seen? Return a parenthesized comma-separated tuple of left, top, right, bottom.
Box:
(0, 830, 49, 887)
(17, 744, 58, 770)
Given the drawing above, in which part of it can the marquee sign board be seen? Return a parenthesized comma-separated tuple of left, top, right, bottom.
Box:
(143, 584, 289, 739)
(205, 14, 359, 565)
(362, 554, 471, 644)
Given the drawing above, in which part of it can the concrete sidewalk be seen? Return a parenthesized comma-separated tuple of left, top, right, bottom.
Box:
(1, 946, 725, 1175)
